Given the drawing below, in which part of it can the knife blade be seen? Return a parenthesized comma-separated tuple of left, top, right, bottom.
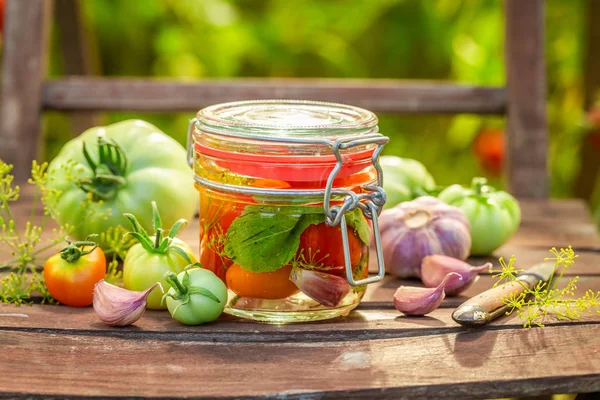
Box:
(452, 260, 556, 326)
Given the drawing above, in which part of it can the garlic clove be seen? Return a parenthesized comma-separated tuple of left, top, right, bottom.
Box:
(93, 280, 160, 326)
(393, 272, 461, 316)
(421, 255, 492, 296)
(290, 268, 350, 307)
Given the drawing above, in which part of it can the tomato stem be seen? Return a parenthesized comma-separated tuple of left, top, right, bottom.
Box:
(78, 137, 128, 201)
(124, 203, 189, 255)
(59, 235, 99, 263)
(164, 271, 188, 296)
(471, 177, 489, 196)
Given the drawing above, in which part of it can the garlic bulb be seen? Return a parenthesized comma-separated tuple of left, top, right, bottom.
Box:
(93, 280, 159, 326)
(378, 196, 470, 278)
(393, 272, 461, 316)
(421, 255, 491, 296)
(290, 268, 350, 307)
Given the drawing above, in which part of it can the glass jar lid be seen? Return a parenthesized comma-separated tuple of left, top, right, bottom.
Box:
(195, 99, 378, 140)
(191, 99, 384, 184)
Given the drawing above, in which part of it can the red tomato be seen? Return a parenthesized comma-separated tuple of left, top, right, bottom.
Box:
(199, 238, 232, 283)
(199, 200, 242, 283)
(0, 0, 5, 34)
(226, 264, 299, 300)
(296, 222, 363, 277)
(44, 243, 106, 307)
(473, 129, 504, 176)
(586, 107, 600, 151)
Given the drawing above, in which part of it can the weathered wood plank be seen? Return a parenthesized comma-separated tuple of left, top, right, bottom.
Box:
(0, 0, 52, 182)
(573, 0, 600, 201)
(54, 0, 102, 135)
(1, 272, 599, 338)
(363, 274, 600, 308)
(42, 77, 507, 114)
(0, 324, 598, 398)
(516, 199, 593, 222)
(505, 0, 548, 198)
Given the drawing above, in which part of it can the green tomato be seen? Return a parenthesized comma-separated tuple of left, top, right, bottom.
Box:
(380, 156, 436, 209)
(122, 201, 197, 310)
(123, 237, 197, 310)
(163, 267, 228, 325)
(47, 120, 196, 249)
(438, 177, 521, 256)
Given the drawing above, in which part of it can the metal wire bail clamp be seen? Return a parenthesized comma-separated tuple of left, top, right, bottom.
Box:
(188, 118, 389, 287)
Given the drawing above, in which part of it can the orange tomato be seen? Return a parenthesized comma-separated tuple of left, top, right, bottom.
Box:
(44, 245, 106, 307)
(226, 264, 299, 300)
(297, 222, 363, 277)
(251, 178, 291, 189)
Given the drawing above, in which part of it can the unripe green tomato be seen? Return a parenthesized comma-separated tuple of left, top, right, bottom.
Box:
(165, 268, 228, 325)
(379, 156, 436, 209)
(123, 237, 196, 310)
(438, 178, 521, 256)
(46, 120, 197, 250)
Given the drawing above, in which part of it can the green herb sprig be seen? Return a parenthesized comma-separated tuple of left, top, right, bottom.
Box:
(0, 160, 71, 304)
(0, 160, 135, 304)
(492, 246, 600, 328)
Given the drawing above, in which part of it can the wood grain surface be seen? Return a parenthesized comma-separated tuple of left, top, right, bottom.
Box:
(0, 0, 51, 181)
(53, 0, 103, 136)
(42, 77, 507, 114)
(505, 0, 548, 199)
(0, 322, 598, 399)
(1, 198, 599, 398)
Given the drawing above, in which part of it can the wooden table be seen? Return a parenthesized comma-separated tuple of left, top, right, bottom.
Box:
(1, 200, 599, 399)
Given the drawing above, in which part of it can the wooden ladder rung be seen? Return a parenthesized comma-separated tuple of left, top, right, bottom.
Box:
(42, 77, 507, 114)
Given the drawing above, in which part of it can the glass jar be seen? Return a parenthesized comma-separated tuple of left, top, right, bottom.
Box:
(188, 100, 388, 323)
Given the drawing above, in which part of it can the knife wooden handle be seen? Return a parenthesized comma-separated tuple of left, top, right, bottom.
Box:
(461, 280, 531, 312)
(452, 261, 555, 326)
(452, 275, 537, 326)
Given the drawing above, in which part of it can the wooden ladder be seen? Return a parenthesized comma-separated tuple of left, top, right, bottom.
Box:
(0, 0, 547, 198)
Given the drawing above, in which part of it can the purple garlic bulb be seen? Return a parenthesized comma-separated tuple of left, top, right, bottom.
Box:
(378, 196, 471, 278)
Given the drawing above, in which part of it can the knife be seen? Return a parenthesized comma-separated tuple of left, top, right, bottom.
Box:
(452, 260, 556, 326)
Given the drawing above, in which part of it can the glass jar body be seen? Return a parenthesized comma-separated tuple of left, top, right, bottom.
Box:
(196, 184, 370, 323)
(192, 100, 386, 323)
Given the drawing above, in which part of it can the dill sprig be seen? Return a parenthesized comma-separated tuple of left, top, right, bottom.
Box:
(99, 226, 136, 285)
(0, 160, 71, 304)
(0, 159, 137, 303)
(491, 246, 599, 328)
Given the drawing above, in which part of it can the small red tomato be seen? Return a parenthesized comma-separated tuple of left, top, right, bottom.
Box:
(0, 0, 5, 34)
(199, 237, 232, 283)
(199, 199, 243, 283)
(44, 239, 106, 307)
(587, 106, 600, 128)
(296, 222, 364, 277)
(585, 107, 600, 151)
(473, 129, 504, 176)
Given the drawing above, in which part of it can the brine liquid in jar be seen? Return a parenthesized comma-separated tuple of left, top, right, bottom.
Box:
(191, 100, 388, 323)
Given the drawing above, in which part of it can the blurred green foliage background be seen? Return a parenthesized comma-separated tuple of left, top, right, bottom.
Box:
(45, 0, 590, 202)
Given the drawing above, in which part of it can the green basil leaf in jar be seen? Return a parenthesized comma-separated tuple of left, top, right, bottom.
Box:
(224, 205, 325, 273)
